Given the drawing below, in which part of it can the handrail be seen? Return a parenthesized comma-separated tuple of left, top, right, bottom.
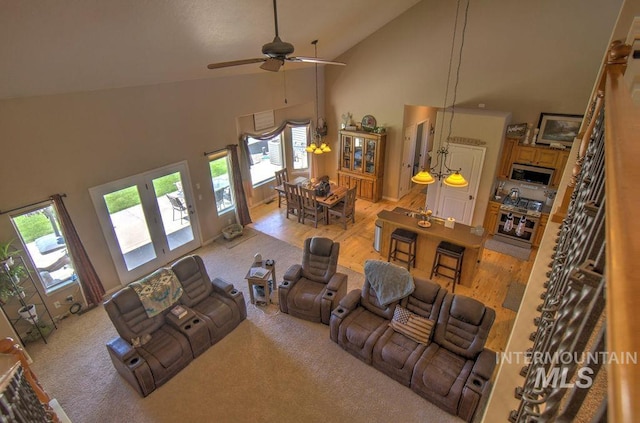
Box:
(604, 41, 640, 423)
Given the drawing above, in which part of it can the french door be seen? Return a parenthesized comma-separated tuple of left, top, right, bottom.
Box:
(89, 161, 201, 285)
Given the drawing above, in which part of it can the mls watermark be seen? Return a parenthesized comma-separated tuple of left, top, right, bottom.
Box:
(497, 351, 638, 389)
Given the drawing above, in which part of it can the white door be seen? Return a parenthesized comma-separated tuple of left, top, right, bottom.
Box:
(89, 161, 201, 285)
(399, 125, 416, 199)
(427, 144, 485, 225)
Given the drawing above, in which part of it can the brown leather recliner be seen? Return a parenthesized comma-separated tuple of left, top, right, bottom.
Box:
(171, 255, 246, 345)
(329, 278, 400, 364)
(410, 293, 496, 422)
(371, 277, 445, 385)
(279, 237, 347, 324)
(104, 286, 193, 397)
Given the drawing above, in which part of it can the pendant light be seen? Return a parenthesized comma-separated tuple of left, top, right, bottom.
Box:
(411, 0, 469, 188)
(306, 40, 330, 155)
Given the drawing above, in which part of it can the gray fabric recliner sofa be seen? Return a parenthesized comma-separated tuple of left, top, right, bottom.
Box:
(330, 276, 496, 422)
(104, 255, 246, 397)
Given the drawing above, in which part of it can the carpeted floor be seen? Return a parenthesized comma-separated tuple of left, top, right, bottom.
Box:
(484, 238, 531, 261)
(27, 230, 462, 423)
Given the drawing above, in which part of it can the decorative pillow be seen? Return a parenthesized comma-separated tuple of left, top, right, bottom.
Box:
(389, 305, 434, 345)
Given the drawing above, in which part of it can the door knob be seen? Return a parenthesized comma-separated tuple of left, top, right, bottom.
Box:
(469, 195, 474, 200)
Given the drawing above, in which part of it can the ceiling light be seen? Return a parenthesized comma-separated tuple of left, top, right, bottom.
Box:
(412, 0, 470, 188)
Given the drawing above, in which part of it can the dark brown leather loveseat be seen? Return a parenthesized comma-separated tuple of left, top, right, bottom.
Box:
(104, 255, 246, 397)
(330, 276, 496, 422)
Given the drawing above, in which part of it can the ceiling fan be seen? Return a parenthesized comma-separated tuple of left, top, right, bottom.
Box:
(207, 0, 346, 72)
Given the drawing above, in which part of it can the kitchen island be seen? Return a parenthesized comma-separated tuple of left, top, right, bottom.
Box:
(377, 208, 486, 287)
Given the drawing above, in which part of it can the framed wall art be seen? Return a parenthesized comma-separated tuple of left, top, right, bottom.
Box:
(506, 123, 528, 138)
(536, 113, 583, 147)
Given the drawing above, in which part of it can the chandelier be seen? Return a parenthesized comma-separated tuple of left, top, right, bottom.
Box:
(306, 40, 331, 155)
(411, 0, 469, 188)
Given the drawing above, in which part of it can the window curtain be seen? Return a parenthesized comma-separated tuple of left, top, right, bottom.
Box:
(51, 194, 105, 307)
(238, 118, 312, 189)
(226, 145, 252, 226)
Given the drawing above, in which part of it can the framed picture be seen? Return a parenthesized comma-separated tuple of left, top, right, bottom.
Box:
(536, 113, 583, 147)
(506, 123, 528, 138)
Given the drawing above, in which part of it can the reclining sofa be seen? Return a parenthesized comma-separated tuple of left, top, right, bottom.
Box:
(330, 276, 496, 422)
(104, 255, 246, 396)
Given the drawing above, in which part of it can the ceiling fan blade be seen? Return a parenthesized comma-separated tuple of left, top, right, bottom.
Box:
(260, 57, 284, 72)
(287, 56, 346, 66)
(207, 58, 266, 70)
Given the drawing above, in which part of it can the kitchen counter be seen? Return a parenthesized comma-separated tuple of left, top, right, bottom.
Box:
(376, 208, 486, 287)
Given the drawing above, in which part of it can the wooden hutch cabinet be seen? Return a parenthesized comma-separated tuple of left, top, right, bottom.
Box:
(337, 130, 386, 202)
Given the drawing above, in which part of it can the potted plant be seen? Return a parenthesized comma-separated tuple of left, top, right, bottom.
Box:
(0, 239, 28, 305)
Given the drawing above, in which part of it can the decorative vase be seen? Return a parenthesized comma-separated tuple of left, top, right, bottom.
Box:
(18, 304, 38, 325)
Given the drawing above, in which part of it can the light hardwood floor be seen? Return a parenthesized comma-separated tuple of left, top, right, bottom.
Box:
(249, 185, 535, 352)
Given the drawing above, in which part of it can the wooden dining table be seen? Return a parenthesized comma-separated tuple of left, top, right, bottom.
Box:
(274, 177, 347, 222)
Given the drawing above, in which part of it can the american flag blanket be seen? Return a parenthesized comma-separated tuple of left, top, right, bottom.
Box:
(389, 305, 434, 345)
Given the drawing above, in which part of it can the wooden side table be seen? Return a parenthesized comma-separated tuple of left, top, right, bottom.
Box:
(245, 261, 276, 305)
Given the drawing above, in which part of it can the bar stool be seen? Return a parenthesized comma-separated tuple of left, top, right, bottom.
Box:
(387, 228, 418, 270)
(430, 241, 465, 292)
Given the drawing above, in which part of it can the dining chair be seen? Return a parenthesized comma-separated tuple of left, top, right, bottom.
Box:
(328, 187, 357, 229)
(300, 187, 326, 228)
(283, 182, 301, 222)
(166, 194, 188, 221)
(274, 168, 289, 208)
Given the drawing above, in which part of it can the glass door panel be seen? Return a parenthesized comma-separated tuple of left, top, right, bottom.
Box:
(151, 172, 195, 251)
(353, 137, 363, 172)
(103, 185, 157, 271)
(90, 161, 201, 285)
(365, 139, 376, 174)
(342, 135, 352, 170)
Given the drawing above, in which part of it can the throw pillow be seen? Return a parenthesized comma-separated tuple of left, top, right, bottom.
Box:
(389, 305, 434, 345)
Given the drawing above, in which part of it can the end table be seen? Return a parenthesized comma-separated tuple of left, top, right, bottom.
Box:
(245, 261, 276, 305)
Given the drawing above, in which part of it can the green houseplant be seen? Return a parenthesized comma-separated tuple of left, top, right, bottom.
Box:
(0, 239, 28, 305)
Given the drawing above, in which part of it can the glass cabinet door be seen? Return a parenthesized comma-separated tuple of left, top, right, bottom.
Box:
(342, 136, 352, 170)
(365, 139, 377, 174)
(353, 137, 364, 171)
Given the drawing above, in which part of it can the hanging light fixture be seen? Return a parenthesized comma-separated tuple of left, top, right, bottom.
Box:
(306, 40, 330, 155)
(411, 0, 469, 188)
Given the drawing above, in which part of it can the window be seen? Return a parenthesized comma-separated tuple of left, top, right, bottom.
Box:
(11, 204, 76, 292)
(248, 135, 283, 187)
(209, 153, 235, 213)
(291, 126, 309, 170)
(246, 125, 310, 188)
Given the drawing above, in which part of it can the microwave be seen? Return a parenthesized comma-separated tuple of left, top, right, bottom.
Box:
(509, 163, 554, 186)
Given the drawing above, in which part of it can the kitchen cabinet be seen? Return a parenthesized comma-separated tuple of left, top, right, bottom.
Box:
(550, 150, 570, 187)
(498, 138, 519, 178)
(512, 145, 558, 168)
(498, 140, 570, 188)
(483, 201, 501, 235)
(0, 255, 56, 345)
(338, 130, 386, 202)
(532, 213, 550, 247)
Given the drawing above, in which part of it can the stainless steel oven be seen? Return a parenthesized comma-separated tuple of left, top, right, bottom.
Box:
(493, 197, 543, 248)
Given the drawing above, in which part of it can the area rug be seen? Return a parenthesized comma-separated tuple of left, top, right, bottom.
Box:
(502, 282, 526, 312)
(214, 225, 258, 249)
(484, 238, 531, 261)
(27, 229, 462, 423)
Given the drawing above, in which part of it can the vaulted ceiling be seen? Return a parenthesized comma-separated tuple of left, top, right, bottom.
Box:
(0, 0, 421, 99)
